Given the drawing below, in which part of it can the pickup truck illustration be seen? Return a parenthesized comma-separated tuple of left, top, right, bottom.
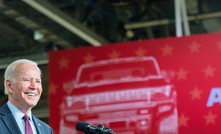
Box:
(59, 56, 178, 134)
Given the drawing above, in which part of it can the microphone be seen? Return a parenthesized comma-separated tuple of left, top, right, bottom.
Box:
(76, 121, 119, 134)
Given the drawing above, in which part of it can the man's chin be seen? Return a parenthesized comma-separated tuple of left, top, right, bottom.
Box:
(26, 102, 38, 108)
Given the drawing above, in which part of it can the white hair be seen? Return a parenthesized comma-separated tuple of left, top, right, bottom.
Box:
(4, 59, 41, 95)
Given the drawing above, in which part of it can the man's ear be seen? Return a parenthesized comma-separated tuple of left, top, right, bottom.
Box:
(6, 79, 13, 94)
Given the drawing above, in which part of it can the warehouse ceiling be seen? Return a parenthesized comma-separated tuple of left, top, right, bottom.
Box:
(0, 0, 220, 61)
(0, 0, 221, 122)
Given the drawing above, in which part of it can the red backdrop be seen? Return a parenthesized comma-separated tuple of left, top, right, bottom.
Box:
(48, 32, 221, 134)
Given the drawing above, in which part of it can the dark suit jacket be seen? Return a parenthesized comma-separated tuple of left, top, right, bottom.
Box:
(0, 103, 53, 134)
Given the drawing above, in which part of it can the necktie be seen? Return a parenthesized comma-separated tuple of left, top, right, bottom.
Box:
(23, 115, 33, 134)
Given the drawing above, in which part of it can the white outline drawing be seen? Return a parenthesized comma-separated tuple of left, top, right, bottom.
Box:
(60, 56, 178, 134)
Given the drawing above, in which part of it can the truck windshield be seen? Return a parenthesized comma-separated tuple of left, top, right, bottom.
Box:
(77, 60, 159, 84)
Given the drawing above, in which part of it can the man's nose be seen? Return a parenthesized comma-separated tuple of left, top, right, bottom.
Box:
(30, 80, 37, 89)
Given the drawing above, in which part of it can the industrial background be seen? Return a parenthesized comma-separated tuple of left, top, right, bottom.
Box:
(0, 0, 221, 124)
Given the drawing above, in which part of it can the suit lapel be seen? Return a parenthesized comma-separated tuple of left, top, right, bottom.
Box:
(0, 104, 22, 134)
(2, 113, 22, 134)
(32, 115, 42, 134)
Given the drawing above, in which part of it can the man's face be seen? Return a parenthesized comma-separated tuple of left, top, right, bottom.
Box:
(7, 63, 42, 111)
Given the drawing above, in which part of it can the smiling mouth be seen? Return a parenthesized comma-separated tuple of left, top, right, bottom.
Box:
(25, 93, 36, 96)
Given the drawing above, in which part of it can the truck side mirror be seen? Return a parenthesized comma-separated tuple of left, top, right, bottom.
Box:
(161, 70, 175, 83)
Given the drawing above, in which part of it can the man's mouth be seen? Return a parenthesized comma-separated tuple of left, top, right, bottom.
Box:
(25, 93, 36, 96)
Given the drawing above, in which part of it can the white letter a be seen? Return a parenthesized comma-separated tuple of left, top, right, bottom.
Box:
(207, 87, 221, 107)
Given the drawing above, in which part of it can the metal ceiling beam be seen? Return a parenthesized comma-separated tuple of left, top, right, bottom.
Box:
(124, 11, 221, 29)
(22, 0, 110, 47)
(1, 0, 73, 48)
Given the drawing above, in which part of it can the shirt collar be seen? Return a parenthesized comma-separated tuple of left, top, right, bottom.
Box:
(7, 100, 33, 121)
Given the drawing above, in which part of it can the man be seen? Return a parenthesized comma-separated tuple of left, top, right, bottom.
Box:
(0, 59, 53, 134)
